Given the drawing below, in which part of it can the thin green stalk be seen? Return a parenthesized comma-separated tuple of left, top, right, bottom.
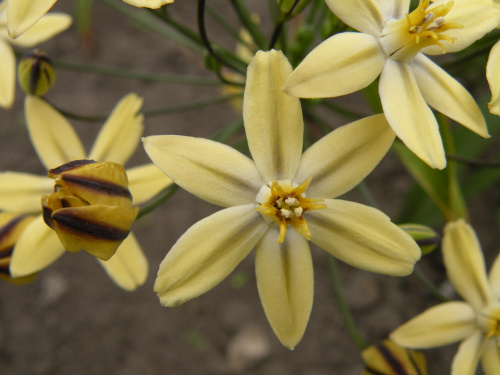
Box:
(137, 184, 179, 219)
(211, 116, 244, 143)
(357, 181, 379, 209)
(442, 41, 496, 70)
(206, 4, 245, 43)
(269, 0, 300, 49)
(230, 0, 268, 50)
(149, 8, 203, 44)
(320, 99, 365, 121)
(446, 154, 500, 168)
(303, 106, 334, 135)
(413, 265, 450, 303)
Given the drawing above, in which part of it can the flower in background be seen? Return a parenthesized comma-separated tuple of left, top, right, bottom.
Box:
(144, 50, 420, 349)
(284, 0, 500, 169)
(0, 2, 71, 109)
(391, 219, 500, 375)
(0, 93, 172, 291)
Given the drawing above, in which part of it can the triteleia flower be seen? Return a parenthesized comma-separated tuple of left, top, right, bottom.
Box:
(284, 0, 500, 169)
(0, 93, 172, 291)
(391, 219, 500, 375)
(5, 0, 174, 39)
(0, 1, 71, 108)
(143, 50, 421, 349)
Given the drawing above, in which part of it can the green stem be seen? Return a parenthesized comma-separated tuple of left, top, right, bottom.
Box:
(412, 265, 450, 303)
(357, 181, 379, 209)
(206, 4, 245, 44)
(446, 154, 500, 168)
(137, 184, 179, 219)
(320, 99, 366, 121)
(269, 0, 300, 49)
(230, 0, 268, 50)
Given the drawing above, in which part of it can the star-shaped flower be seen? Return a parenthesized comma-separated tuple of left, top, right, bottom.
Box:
(143, 50, 421, 349)
(284, 0, 500, 169)
(0, 93, 172, 291)
(391, 219, 500, 375)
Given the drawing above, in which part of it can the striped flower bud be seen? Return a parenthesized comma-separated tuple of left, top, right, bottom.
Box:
(399, 224, 440, 255)
(362, 340, 427, 375)
(42, 160, 139, 261)
(17, 50, 56, 97)
(0, 213, 37, 284)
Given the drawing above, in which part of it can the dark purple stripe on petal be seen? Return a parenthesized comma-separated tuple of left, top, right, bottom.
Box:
(62, 175, 132, 199)
(49, 160, 96, 175)
(0, 216, 27, 249)
(53, 212, 130, 241)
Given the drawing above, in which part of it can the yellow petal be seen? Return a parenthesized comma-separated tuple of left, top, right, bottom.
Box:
(488, 251, 500, 301)
(243, 50, 303, 182)
(255, 228, 313, 350)
(442, 220, 493, 310)
(481, 338, 500, 375)
(390, 302, 477, 348)
(25, 95, 86, 169)
(487, 40, 500, 116)
(97, 233, 148, 291)
(143, 135, 263, 207)
(10, 215, 65, 277)
(121, 0, 174, 8)
(324, 0, 385, 36)
(6, 0, 57, 38)
(88, 93, 144, 165)
(296, 114, 394, 199)
(308, 199, 420, 276)
(378, 0, 410, 19)
(154, 205, 268, 307)
(8, 13, 72, 47)
(451, 330, 485, 375)
(0, 171, 53, 213)
(379, 59, 445, 169)
(284, 32, 385, 99)
(0, 39, 15, 109)
(126, 163, 173, 205)
(412, 55, 489, 138)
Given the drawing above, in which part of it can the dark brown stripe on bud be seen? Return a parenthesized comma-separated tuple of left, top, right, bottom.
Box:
(0, 215, 27, 247)
(375, 343, 408, 375)
(0, 246, 13, 259)
(49, 160, 96, 175)
(62, 175, 132, 199)
(53, 212, 130, 241)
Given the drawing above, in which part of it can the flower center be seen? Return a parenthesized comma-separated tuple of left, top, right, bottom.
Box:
(255, 178, 326, 243)
(379, 0, 463, 63)
(477, 304, 500, 340)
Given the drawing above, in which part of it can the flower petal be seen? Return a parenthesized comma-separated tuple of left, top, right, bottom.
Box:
(451, 330, 485, 375)
(412, 55, 489, 138)
(442, 220, 493, 310)
(324, 0, 385, 36)
(8, 13, 72, 47)
(10, 215, 65, 277)
(0, 171, 53, 213)
(126, 163, 173, 206)
(295, 114, 394, 199)
(154, 205, 268, 306)
(97, 233, 148, 291)
(481, 338, 500, 375)
(488, 251, 500, 301)
(7, 0, 57, 38)
(487, 40, 500, 116)
(122, 0, 174, 8)
(143, 135, 263, 207)
(255, 227, 313, 350)
(244, 50, 303, 182)
(378, 0, 410, 19)
(0, 39, 15, 109)
(379, 59, 445, 169)
(88, 93, 144, 165)
(25, 95, 86, 169)
(390, 302, 477, 348)
(284, 32, 385, 99)
(308, 199, 420, 276)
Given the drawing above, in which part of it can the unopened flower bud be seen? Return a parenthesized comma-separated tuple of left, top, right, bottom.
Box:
(362, 340, 428, 375)
(399, 224, 440, 255)
(42, 160, 139, 261)
(17, 50, 56, 97)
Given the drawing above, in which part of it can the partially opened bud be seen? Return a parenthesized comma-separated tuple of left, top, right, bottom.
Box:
(17, 50, 56, 97)
(362, 340, 427, 375)
(42, 160, 139, 261)
(399, 224, 440, 255)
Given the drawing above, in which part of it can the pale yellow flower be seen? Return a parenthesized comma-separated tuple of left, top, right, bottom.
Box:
(284, 0, 500, 169)
(0, 93, 172, 291)
(0, 1, 71, 108)
(391, 219, 500, 375)
(483, 1, 500, 116)
(143, 50, 421, 349)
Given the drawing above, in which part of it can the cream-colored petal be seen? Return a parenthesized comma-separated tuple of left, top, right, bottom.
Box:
(243, 50, 303, 182)
(412, 55, 489, 138)
(0, 39, 15, 109)
(10, 215, 65, 277)
(451, 330, 485, 375)
(126, 164, 173, 206)
(122, 0, 173, 8)
(88, 93, 144, 165)
(154, 205, 268, 306)
(390, 302, 477, 348)
(97, 233, 148, 291)
(284, 32, 385, 99)
(0, 171, 53, 213)
(379, 59, 445, 169)
(25, 95, 86, 170)
(378, 0, 410, 19)
(255, 228, 313, 350)
(488, 251, 500, 301)
(443, 220, 493, 310)
(295, 114, 394, 199)
(487, 41, 500, 116)
(143, 135, 263, 208)
(308, 199, 420, 276)
(481, 338, 500, 375)
(7, 0, 57, 38)
(324, 0, 385, 36)
(8, 13, 71, 47)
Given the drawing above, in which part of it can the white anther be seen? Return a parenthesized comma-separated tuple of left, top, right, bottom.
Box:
(280, 208, 292, 218)
(423, 12, 434, 24)
(294, 207, 303, 217)
(284, 197, 298, 206)
(276, 198, 284, 208)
